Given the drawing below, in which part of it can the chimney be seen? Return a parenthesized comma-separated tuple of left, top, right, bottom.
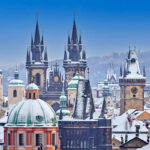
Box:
(135, 125, 140, 137)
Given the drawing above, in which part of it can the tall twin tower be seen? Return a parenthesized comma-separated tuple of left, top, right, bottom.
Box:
(26, 19, 87, 105)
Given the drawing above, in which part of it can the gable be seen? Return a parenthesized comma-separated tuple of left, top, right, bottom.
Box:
(136, 111, 150, 121)
(120, 137, 148, 148)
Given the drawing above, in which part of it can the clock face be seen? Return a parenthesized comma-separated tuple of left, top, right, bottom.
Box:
(54, 76, 59, 82)
(131, 87, 138, 94)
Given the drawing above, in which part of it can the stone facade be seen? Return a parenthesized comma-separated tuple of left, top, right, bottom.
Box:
(120, 79, 146, 115)
(119, 50, 146, 115)
(8, 86, 25, 105)
(63, 20, 87, 84)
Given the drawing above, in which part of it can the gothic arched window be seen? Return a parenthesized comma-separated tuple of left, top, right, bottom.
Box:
(13, 90, 17, 97)
(36, 73, 40, 86)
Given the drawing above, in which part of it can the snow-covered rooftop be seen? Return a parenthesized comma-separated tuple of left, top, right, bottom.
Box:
(26, 83, 39, 90)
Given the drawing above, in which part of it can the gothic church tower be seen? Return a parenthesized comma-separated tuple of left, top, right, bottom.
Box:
(63, 19, 87, 84)
(119, 49, 146, 115)
(26, 20, 48, 93)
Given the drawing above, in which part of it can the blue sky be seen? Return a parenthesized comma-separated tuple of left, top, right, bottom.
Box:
(0, 0, 150, 66)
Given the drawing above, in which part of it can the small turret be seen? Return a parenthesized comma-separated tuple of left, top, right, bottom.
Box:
(143, 66, 146, 77)
(44, 49, 48, 65)
(41, 35, 44, 53)
(34, 19, 40, 45)
(82, 50, 86, 60)
(120, 66, 122, 77)
(71, 19, 78, 44)
(26, 50, 31, 65)
(64, 50, 67, 60)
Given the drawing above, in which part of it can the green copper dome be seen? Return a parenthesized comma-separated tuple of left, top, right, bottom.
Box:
(7, 99, 57, 126)
(68, 73, 84, 89)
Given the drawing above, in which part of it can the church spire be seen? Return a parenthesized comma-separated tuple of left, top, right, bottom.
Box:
(64, 50, 67, 60)
(71, 19, 78, 44)
(26, 49, 31, 65)
(82, 50, 86, 60)
(143, 66, 146, 77)
(34, 19, 40, 45)
(31, 35, 34, 47)
(99, 97, 107, 118)
(41, 34, 44, 53)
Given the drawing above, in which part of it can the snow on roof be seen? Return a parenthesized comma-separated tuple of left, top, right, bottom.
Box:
(6, 99, 56, 126)
(68, 73, 84, 89)
(113, 133, 148, 143)
(112, 109, 148, 132)
(26, 83, 39, 90)
(125, 50, 144, 79)
(9, 79, 24, 86)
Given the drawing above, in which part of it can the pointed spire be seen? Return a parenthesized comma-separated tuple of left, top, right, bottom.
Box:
(82, 50, 86, 60)
(123, 66, 126, 77)
(79, 35, 82, 44)
(71, 19, 78, 44)
(143, 66, 146, 77)
(99, 97, 107, 118)
(120, 66, 122, 77)
(41, 34, 44, 53)
(31, 35, 34, 47)
(68, 35, 71, 44)
(34, 19, 40, 45)
(64, 50, 67, 60)
(26, 49, 31, 64)
(14, 65, 19, 80)
(44, 49, 48, 61)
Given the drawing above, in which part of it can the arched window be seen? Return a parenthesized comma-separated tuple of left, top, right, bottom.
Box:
(33, 93, 36, 99)
(29, 93, 31, 99)
(13, 90, 17, 97)
(36, 73, 40, 86)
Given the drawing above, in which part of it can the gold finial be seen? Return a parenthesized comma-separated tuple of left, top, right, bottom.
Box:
(31, 76, 34, 83)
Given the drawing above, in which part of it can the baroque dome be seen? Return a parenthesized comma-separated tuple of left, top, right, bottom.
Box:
(7, 99, 56, 126)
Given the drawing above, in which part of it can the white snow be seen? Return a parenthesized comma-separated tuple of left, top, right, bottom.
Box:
(9, 79, 24, 86)
(7, 99, 56, 126)
(26, 83, 39, 90)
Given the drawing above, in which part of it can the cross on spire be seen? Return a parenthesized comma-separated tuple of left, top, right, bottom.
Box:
(53, 62, 59, 70)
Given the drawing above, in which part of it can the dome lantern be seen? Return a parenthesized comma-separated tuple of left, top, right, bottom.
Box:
(26, 83, 39, 99)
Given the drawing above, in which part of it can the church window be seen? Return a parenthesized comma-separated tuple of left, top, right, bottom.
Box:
(29, 93, 31, 99)
(8, 133, 11, 145)
(13, 90, 17, 97)
(19, 133, 24, 146)
(36, 73, 40, 86)
(33, 93, 36, 99)
(36, 134, 42, 146)
(52, 134, 55, 146)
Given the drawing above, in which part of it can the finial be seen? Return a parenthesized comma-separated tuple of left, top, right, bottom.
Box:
(16, 64, 18, 71)
(134, 41, 136, 50)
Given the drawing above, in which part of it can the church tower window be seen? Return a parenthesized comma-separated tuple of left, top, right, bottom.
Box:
(36, 134, 42, 146)
(19, 133, 24, 146)
(13, 90, 17, 97)
(36, 73, 40, 86)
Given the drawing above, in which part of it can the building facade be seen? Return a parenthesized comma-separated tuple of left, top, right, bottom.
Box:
(59, 79, 112, 150)
(63, 19, 87, 84)
(119, 49, 146, 115)
(8, 69, 25, 105)
(4, 83, 60, 150)
(0, 70, 3, 100)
